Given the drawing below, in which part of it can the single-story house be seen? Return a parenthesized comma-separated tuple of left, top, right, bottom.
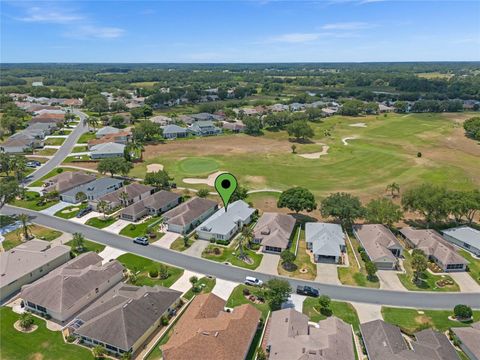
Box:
(269, 103, 289, 112)
(149, 115, 173, 125)
(119, 190, 182, 222)
(196, 200, 255, 241)
(442, 226, 480, 257)
(88, 131, 131, 150)
(91, 183, 154, 210)
(0, 240, 70, 302)
(305, 223, 346, 263)
(72, 284, 182, 357)
(360, 320, 459, 360)
(90, 142, 126, 159)
(266, 308, 355, 360)
(43, 171, 96, 194)
(399, 228, 467, 272)
(253, 213, 296, 254)
(289, 102, 306, 111)
(222, 121, 245, 133)
(60, 177, 123, 204)
(321, 108, 337, 116)
(378, 103, 395, 113)
(163, 197, 218, 234)
(353, 224, 403, 270)
(162, 293, 261, 360)
(188, 121, 221, 136)
(95, 126, 121, 138)
(162, 124, 189, 139)
(451, 322, 480, 360)
(21, 253, 124, 322)
(0, 136, 36, 154)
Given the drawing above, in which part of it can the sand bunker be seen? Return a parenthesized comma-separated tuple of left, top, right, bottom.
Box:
(342, 136, 358, 146)
(298, 145, 330, 159)
(349, 123, 367, 128)
(147, 163, 164, 172)
(183, 171, 226, 187)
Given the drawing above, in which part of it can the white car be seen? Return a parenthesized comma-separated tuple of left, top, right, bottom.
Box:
(244, 276, 263, 287)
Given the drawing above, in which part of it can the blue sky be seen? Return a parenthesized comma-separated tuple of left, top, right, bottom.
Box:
(1, 0, 479, 63)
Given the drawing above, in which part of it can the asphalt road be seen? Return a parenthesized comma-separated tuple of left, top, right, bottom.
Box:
(2, 204, 479, 309)
(26, 109, 89, 185)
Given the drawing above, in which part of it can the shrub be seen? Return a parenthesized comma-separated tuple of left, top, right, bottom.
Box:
(417, 152, 422, 158)
(66, 335, 76, 343)
(215, 239, 230, 246)
(454, 304, 473, 320)
(194, 233, 199, 240)
(320, 307, 333, 316)
(149, 269, 158, 278)
(243, 288, 251, 296)
(159, 264, 169, 279)
(56, 168, 64, 174)
(213, 247, 221, 255)
(161, 316, 169, 326)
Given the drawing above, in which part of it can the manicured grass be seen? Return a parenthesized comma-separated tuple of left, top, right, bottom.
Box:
(382, 307, 480, 335)
(183, 277, 216, 300)
(202, 243, 263, 270)
(177, 157, 220, 175)
(0, 307, 92, 360)
(72, 145, 89, 152)
(85, 216, 116, 229)
(225, 284, 270, 320)
(77, 132, 96, 143)
(52, 129, 72, 135)
(119, 217, 164, 240)
(10, 191, 59, 211)
(66, 239, 106, 256)
(44, 137, 65, 146)
(338, 234, 380, 288)
(170, 236, 194, 252)
(34, 148, 57, 156)
(398, 251, 460, 292)
(63, 155, 91, 163)
(459, 249, 480, 284)
(289, 226, 300, 254)
(303, 297, 360, 332)
(2, 225, 62, 250)
(54, 204, 87, 219)
(117, 253, 184, 288)
(278, 229, 317, 280)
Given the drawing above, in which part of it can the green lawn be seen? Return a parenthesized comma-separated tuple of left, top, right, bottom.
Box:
(85, 216, 116, 229)
(398, 251, 460, 292)
(119, 217, 164, 240)
(66, 239, 106, 256)
(202, 243, 263, 270)
(278, 229, 317, 280)
(117, 253, 184, 288)
(382, 307, 480, 335)
(9, 191, 59, 211)
(72, 145, 89, 152)
(459, 250, 480, 284)
(170, 236, 194, 252)
(34, 148, 57, 156)
(2, 225, 62, 250)
(225, 284, 270, 320)
(177, 157, 220, 176)
(303, 297, 361, 332)
(63, 155, 91, 163)
(77, 132, 96, 143)
(183, 277, 216, 300)
(44, 137, 66, 146)
(0, 307, 92, 360)
(54, 204, 88, 219)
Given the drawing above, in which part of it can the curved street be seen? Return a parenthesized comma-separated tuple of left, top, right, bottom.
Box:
(1, 204, 479, 309)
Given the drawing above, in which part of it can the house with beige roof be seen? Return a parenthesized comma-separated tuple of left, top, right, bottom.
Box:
(42, 171, 96, 194)
(162, 293, 261, 360)
(91, 183, 154, 211)
(119, 190, 182, 222)
(253, 212, 296, 254)
(21, 252, 124, 322)
(163, 197, 218, 234)
(452, 322, 480, 360)
(265, 308, 355, 360)
(71, 284, 182, 357)
(0, 240, 70, 302)
(353, 224, 403, 270)
(399, 227, 467, 272)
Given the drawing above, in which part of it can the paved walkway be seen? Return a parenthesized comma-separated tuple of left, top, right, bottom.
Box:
(51, 232, 73, 246)
(377, 270, 406, 291)
(152, 231, 179, 249)
(450, 272, 480, 292)
(184, 240, 210, 257)
(351, 302, 383, 323)
(315, 263, 341, 285)
(70, 211, 101, 224)
(98, 246, 126, 264)
(170, 270, 204, 293)
(256, 253, 279, 275)
(103, 219, 130, 234)
(39, 201, 72, 216)
(212, 278, 238, 301)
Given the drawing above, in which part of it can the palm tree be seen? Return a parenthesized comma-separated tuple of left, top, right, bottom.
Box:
(96, 200, 109, 220)
(241, 225, 254, 249)
(75, 191, 87, 203)
(119, 190, 130, 207)
(386, 182, 400, 198)
(92, 345, 106, 359)
(86, 116, 99, 130)
(19, 312, 34, 331)
(72, 232, 85, 253)
(18, 213, 31, 241)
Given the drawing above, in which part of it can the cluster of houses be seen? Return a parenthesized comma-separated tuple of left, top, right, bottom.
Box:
(100, 91, 145, 109)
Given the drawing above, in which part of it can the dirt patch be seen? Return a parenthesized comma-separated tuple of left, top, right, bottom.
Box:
(414, 315, 431, 326)
(183, 171, 226, 187)
(349, 122, 367, 128)
(298, 145, 330, 159)
(441, 112, 475, 124)
(342, 136, 358, 146)
(244, 175, 267, 186)
(29, 353, 44, 360)
(146, 163, 164, 172)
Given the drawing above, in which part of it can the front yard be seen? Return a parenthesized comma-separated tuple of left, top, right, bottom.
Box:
(119, 217, 164, 240)
(85, 216, 116, 229)
(398, 251, 460, 292)
(66, 239, 106, 256)
(34, 148, 57, 156)
(55, 204, 88, 219)
(225, 284, 270, 320)
(0, 307, 92, 360)
(44, 137, 66, 146)
(277, 228, 317, 280)
(9, 191, 59, 211)
(2, 225, 62, 250)
(303, 297, 360, 332)
(202, 243, 263, 270)
(117, 253, 184, 288)
(170, 236, 194, 252)
(183, 276, 216, 300)
(77, 132, 96, 143)
(459, 249, 480, 284)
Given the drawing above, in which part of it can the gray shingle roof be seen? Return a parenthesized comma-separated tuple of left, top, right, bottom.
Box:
(353, 224, 400, 263)
(306, 223, 345, 258)
(442, 226, 480, 249)
(253, 213, 296, 249)
(452, 322, 480, 360)
(119, 190, 181, 217)
(96, 126, 121, 137)
(163, 197, 217, 227)
(90, 142, 125, 155)
(196, 200, 254, 236)
(61, 177, 123, 199)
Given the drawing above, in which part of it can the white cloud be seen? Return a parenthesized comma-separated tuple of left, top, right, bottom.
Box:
(269, 32, 323, 43)
(17, 6, 83, 24)
(65, 25, 125, 39)
(321, 22, 374, 30)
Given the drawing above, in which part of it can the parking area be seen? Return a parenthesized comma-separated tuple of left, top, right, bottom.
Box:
(98, 246, 126, 264)
(377, 270, 406, 291)
(212, 278, 238, 301)
(151, 231, 179, 249)
(449, 272, 480, 292)
(256, 253, 279, 275)
(184, 240, 210, 257)
(315, 263, 340, 285)
(39, 201, 72, 216)
(103, 219, 131, 234)
(170, 270, 204, 293)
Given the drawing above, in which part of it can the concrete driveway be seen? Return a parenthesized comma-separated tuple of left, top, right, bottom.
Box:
(351, 302, 383, 323)
(450, 272, 480, 292)
(256, 253, 279, 275)
(152, 231, 179, 249)
(171, 270, 204, 293)
(40, 201, 72, 216)
(98, 246, 126, 264)
(184, 240, 210, 257)
(315, 263, 341, 285)
(282, 293, 306, 312)
(103, 219, 131, 234)
(70, 211, 101, 224)
(212, 278, 238, 301)
(377, 270, 406, 291)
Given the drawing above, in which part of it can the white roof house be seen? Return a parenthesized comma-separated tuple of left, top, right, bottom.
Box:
(96, 126, 121, 138)
(90, 142, 126, 159)
(305, 223, 346, 263)
(196, 200, 255, 241)
(442, 226, 480, 256)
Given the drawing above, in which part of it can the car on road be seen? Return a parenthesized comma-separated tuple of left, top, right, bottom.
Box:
(76, 205, 92, 218)
(133, 237, 149, 246)
(296, 285, 319, 297)
(244, 276, 263, 287)
(26, 161, 41, 168)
